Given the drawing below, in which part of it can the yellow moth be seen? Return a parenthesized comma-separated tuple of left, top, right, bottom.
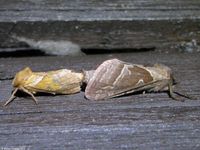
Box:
(4, 67, 84, 106)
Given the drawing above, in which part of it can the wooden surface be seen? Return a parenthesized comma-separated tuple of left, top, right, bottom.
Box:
(0, 0, 200, 52)
(1, 0, 200, 21)
(0, 52, 200, 149)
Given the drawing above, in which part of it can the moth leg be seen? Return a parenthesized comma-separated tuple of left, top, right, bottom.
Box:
(168, 81, 187, 102)
(168, 83, 179, 100)
(4, 88, 18, 106)
(20, 87, 38, 104)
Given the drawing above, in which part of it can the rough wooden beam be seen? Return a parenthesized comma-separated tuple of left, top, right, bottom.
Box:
(0, 52, 200, 149)
(0, 0, 200, 52)
(0, 0, 200, 21)
(0, 20, 200, 52)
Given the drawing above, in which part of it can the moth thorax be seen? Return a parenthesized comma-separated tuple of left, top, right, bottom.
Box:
(147, 64, 172, 80)
(12, 67, 33, 87)
(155, 64, 172, 78)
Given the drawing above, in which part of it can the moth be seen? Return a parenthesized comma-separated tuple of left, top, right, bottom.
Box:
(4, 67, 84, 106)
(85, 59, 193, 101)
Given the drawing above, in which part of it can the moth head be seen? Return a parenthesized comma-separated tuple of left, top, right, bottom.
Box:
(12, 67, 33, 87)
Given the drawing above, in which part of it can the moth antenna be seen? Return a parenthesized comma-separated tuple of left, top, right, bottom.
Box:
(172, 81, 197, 100)
(20, 87, 38, 104)
(4, 88, 18, 106)
(173, 91, 197, 100)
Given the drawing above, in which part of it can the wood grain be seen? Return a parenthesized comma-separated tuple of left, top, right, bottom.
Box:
(0, 0, 200, 21)
(0, 52, 200, 149)
(0, 0, 200, 52)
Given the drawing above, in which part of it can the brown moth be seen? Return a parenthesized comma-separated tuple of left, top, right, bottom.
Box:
(4, 67, 84, 106)
(85, 59, 192, 101)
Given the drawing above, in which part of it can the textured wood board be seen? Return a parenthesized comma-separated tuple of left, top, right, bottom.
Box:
(0, 0, 200, 52)
(0, 0, 200, 21)
(0, 52, 200, 149)
(1, 20, 200, 51)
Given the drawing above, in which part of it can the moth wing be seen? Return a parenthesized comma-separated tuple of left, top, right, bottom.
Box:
(22, 72, 46, 93)
(25, 69, 82, 94)
(104, 78, 172, 99)
(106, 80, 161, 99)
(85, 59, 154, 100)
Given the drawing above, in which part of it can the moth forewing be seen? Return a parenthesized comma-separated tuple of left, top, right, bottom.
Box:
(25, 69, 84, 94)
(4, 67, 84, 106)
(104, 80, 162, 100)
(85, 59, 155, 100)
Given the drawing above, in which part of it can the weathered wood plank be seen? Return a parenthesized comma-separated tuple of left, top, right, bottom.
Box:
(0, 0, 200, 21)
(0, 52, 200, 149)
(0, 0, 200, 52)
(1, 20, 200, 51)
(0, 52, 200, 80)
(0, 122, 200, 149)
